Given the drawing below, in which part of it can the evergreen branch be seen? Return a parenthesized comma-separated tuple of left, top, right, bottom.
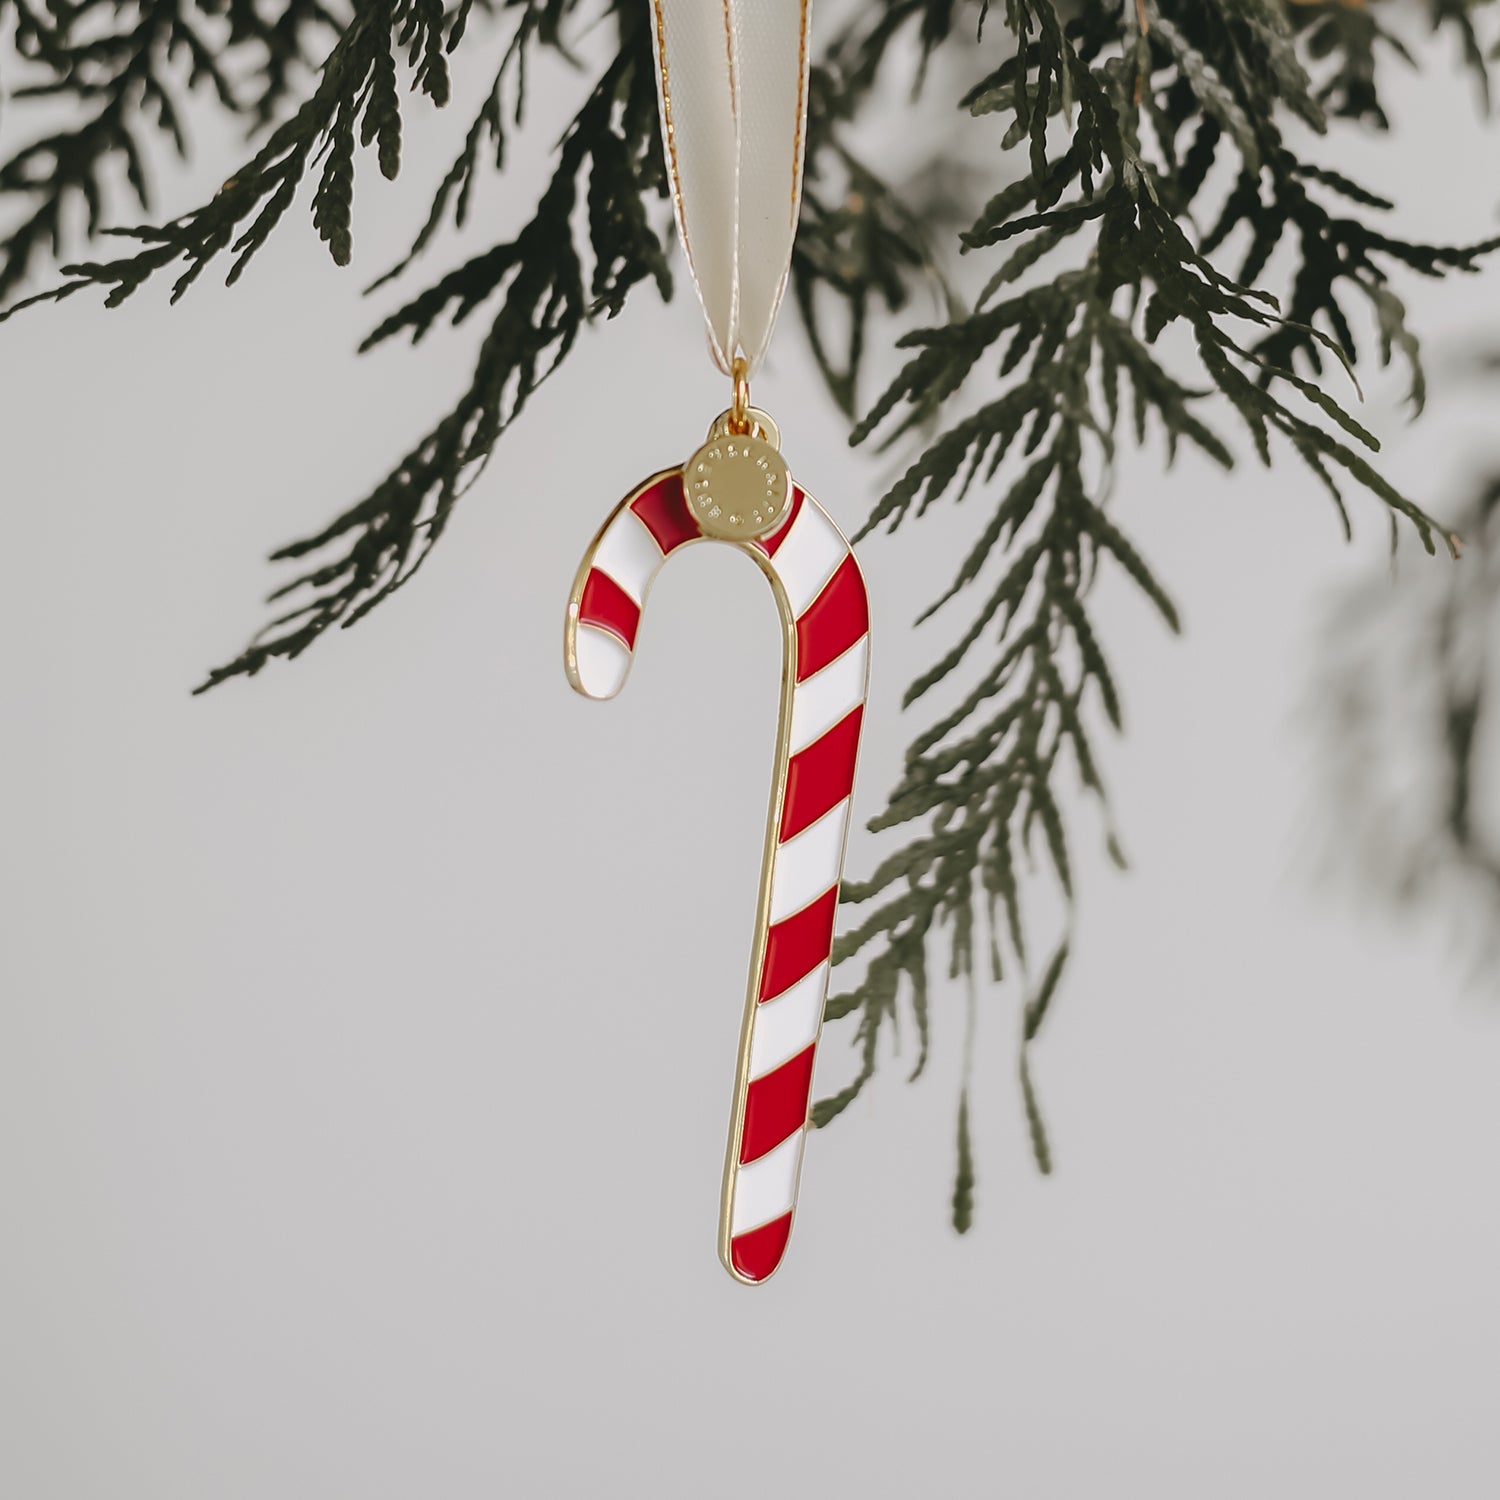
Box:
(368, 0, 569, 292)
(1201, 148, 1499, 410)
(0, 0, 473, 319)
(814, 0, 1493, 1215)
(193, 17, 668, 689)
(1292, 0, 1495, 125)
(0, 0, 341, 305)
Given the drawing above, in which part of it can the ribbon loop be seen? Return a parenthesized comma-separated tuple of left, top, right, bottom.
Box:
(650, 0, 811, 378)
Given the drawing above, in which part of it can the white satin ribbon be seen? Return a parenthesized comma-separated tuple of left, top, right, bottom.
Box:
(648, 0, 812, 378)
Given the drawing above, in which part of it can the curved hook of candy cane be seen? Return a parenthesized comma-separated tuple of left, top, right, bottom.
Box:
(564, 467, 870, 1284)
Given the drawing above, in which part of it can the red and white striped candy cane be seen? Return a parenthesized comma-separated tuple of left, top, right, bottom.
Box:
(565, 447, 869, 1284)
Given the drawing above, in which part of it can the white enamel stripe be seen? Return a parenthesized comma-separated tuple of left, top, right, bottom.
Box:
(729, 1128, 805, 1236)
(789, 636, 869, 753)
(572, 626, 632, 699)
(748, 961, 828, 1078)
(768, 800, 850, 924)
(775, 500, 850, 617)
(590, 509, 665, 604)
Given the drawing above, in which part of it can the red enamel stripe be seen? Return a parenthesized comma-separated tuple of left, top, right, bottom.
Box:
(795, 553, 869, 683)
(753, 485, 805, 559)
(779, 705, 863, 843)
(730, 1210, 793, 1282)
(759, 886, 838, 1001)
(577, 569, 640, 649)
(739, 1043, 816, 1164)
(631, 473, 699, 554)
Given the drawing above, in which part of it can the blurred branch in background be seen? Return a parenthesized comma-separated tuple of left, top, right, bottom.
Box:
(1313, 360, 1500, 979)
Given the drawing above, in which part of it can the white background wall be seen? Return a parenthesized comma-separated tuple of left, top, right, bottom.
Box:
(3, 16, 1498, 1496)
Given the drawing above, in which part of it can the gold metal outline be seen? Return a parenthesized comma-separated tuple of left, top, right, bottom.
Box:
(714, 533, 799, 1283)
(564, 422, 871, 1288)
(563, 467, 678, 699)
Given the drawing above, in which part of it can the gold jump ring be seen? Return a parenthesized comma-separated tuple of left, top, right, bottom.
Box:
(729, 356, 751, 434)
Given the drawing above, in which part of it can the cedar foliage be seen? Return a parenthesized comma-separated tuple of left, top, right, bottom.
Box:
(2, 0, 1496, 1225)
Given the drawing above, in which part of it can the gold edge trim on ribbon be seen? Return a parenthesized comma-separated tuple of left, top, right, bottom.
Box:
(792, 0, 809, 228)
(721, 0, 738, 120)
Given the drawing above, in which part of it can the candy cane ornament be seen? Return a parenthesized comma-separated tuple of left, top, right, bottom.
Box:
(565, 405, 869, 1284)
(562, 0, 870, 1281)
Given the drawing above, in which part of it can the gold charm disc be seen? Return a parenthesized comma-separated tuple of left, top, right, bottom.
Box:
(685, 414, 791, 542)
